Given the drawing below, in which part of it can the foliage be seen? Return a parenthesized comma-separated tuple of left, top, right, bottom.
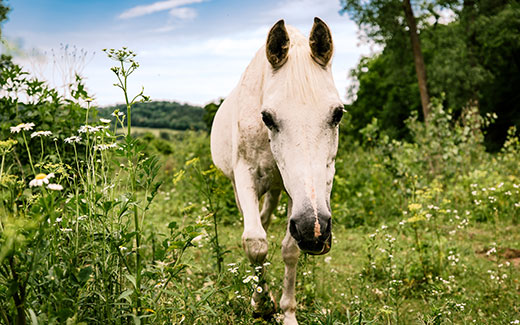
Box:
(0, 49, 209, 324)
(202, 98, 224, 131)
(1, 55, 520, 322)
(0, 0, 9, 36)
(99, 100, 207, 131)
(342, 0, 520, 150)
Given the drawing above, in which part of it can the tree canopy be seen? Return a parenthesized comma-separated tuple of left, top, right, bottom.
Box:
(342, 0, 520, 150)
(99, 101, 207, 131)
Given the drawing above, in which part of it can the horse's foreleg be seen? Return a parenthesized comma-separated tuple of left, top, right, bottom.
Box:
(234, 164, 276, 317)
(259, 188, 281, 231)
(281, 197, 300, 325)
(280, 228, 300, 325)
(234, 163, 268, 265)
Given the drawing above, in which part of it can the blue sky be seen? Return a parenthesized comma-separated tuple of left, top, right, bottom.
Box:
(2, 0, 373, 106)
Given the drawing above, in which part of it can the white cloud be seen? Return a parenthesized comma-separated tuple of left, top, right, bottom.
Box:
(169, 7, 197, 20)
(118, 0, 204, 19)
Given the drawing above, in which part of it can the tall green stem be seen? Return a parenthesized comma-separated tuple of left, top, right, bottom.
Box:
(0, 154, 5, 183)
(22, 132, 35, 175)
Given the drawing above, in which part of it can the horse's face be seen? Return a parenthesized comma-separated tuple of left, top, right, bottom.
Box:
(262, 18, 343, 255)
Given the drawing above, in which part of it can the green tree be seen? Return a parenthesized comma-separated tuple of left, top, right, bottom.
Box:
(342, 0, 520, 149)
(0, 0, 9, 39)
(341, 0, 431, 120)
(100, 101, 207, 131)
(203, 98, 224, 131)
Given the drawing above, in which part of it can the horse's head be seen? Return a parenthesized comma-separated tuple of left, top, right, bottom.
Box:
(261, 18, 343, 255)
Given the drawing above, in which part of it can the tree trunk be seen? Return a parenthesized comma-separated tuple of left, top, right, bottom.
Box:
(403, 0, 430, 121)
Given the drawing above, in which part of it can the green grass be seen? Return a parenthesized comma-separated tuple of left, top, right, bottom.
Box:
(145, 183, 520, 324)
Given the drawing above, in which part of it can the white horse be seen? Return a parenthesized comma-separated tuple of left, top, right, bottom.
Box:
(210, 18, 343, 324)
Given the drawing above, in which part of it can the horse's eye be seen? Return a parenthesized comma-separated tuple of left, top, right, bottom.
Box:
(261, 111, 278, 131)
(331, 106, 344, 126)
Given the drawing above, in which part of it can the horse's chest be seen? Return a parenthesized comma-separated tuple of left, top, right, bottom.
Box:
(236, 125, 282, 193)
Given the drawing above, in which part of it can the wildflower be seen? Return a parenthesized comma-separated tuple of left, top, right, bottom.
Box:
(0, 139, 17, 154)
(255, 286, 263, 294)
(64, 136, 82, 143)
(100, 118, 111, 123)
(486, 247, 497, 256)
(31, 130, 52, 138)
(29, 173, 55, 187)
(243, 275, 255, 283)
(78, 125, 99, 133)
(324, 256, 332, 263)
(10, 122, 35, 133)
(111, 110, 125, 117)
(95, 143, 117, 151)
(47, 183, 63, 191)
(408, 203, 422, 211)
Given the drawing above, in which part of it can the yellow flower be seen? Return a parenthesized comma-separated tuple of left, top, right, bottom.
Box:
(407, 215, 426, 223)
(0, 139, 17, 154)
(408, 203, 422, 211)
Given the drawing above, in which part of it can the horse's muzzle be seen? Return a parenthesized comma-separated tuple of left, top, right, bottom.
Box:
(289, 214, 332, 255)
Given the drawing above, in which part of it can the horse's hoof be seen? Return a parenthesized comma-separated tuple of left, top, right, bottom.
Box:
(252, 290, 277, 320)
(283, 313, 298, 325)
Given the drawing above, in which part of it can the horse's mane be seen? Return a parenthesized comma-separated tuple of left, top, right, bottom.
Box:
(238, 25, 335, 107)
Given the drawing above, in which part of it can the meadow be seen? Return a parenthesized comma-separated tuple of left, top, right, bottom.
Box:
(1, 48, 520, 325)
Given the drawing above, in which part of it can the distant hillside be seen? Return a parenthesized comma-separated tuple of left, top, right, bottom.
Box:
(99, 101, 206, 131)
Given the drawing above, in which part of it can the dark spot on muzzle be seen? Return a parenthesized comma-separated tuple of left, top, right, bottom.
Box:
(289, 215, 332, 255)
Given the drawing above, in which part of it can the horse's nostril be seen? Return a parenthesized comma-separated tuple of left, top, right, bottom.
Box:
(326, 217, 331, 234)
(289, 219, 300, 241)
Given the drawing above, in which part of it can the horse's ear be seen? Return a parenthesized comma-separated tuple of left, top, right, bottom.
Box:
(266, 19, 290, 69)
(309, 17, 333, 67)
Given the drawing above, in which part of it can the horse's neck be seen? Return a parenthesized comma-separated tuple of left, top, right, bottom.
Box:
(235, 47, 269, 109)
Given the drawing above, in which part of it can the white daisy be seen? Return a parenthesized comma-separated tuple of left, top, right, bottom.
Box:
(31, 131, 53, 138)
(94, 143, 118, 151)
(47, 183, 63, 191)
(10, 122, 35, 133)
(29, 173, 55, 187)
(100, 118, 111, 123)
(64, 136, 82, 143)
